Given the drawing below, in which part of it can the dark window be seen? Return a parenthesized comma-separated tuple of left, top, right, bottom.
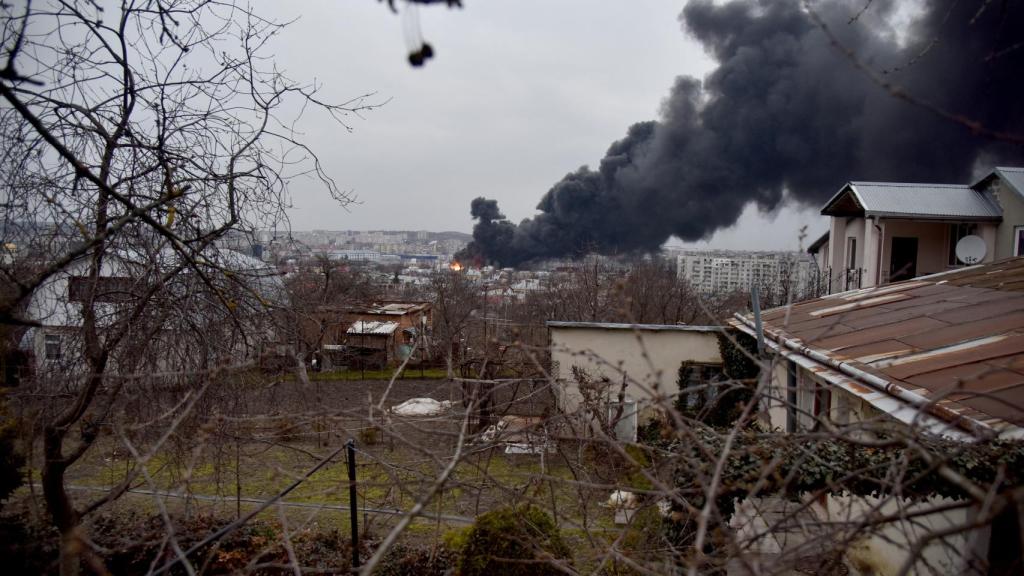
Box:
(679, 362, 725, 410)
(889, 237, 919, 282)
(948, 223, 978, 266)
(44, 334, 62, 360)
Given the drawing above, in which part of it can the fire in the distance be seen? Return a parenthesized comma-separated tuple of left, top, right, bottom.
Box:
(449, 261, 463, 271)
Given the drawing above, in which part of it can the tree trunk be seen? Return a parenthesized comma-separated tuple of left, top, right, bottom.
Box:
(43, 428, 81, 576)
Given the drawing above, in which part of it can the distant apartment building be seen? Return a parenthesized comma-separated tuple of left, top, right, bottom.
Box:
(811, 166, 1024, 294)
(677, 250, 816, 298)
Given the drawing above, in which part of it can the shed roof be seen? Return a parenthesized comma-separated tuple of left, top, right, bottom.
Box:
(347, 320, 399, 335)
(821, 181, 1002, 220)
(733, 257, 1024, 438)
(547, 321, 721, 333)
(360, 302, 430, 316)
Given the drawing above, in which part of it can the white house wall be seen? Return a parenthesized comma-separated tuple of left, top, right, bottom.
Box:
(549, 325, 722, 416)
(991, 178, 1024, 259)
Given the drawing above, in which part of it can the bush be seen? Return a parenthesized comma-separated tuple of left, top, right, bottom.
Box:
(457, 504, 572, 576)
(375, 543, 457, 576)
(358, 425, 381, 446)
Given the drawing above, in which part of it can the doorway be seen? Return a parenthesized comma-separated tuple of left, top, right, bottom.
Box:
(889, 237, 918, 282)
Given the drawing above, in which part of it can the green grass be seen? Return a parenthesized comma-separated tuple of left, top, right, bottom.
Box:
(304, 367, 451, 382)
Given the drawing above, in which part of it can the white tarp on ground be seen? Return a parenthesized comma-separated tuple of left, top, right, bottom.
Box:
(390, 398, 452, 416)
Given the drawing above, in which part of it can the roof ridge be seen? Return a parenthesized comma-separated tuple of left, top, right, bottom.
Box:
(850, 181, 969, 188)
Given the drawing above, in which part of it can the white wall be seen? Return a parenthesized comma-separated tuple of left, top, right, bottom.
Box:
(991, 179, 1024, 259)
(749, 358, 990, 575)
(550, 325, 722, 415)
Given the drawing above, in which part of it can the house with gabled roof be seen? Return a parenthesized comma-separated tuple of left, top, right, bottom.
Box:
(728, 258, 1024, 573)
(811, 167, 1024, 294)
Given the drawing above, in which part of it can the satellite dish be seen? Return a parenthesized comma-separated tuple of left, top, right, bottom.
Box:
(955, 235, 986, 265)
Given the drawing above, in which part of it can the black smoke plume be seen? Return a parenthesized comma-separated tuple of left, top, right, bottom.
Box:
(460, 0, 1024, 268)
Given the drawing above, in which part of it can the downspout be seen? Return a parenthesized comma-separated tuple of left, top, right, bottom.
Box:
(732, 312, 992, 439)
(872, 216, 884, 286)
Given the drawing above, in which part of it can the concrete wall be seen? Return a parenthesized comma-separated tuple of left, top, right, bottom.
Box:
(991, 179, 1024, 259)
(879, 219, 948, 279)
(549, 324, 722, 414)
(731, 494, 987, 575)
(878, 219, 1000, 281)
(750, 356, 990, 575)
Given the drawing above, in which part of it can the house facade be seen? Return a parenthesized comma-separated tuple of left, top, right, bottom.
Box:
(811, 167, 1024, 294)
(548, 321, 722, 440)
(20, 248, 284, 381)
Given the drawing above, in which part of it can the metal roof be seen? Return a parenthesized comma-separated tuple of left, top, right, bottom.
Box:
(361, 302, 430, 316)
(821, 181, 1002, 220)
(990, 167, 1024, 199)
(546, 321, 722, 333)
(733, 257, 1024, 438)
(347, 320, 399, 335)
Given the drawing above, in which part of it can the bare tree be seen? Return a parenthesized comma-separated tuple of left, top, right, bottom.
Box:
(279, 253, 378, 382)
(0, 2, 378, 573)
(428, 268, 480, 376)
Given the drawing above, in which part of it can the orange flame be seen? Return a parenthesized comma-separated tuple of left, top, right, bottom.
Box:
(449, 261, 463, 271)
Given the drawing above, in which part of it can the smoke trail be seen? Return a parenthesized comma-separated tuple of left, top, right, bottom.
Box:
(461, 0, 1024, 267)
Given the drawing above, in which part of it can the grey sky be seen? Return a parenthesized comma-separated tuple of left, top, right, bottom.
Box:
(264, 1, 827, 251)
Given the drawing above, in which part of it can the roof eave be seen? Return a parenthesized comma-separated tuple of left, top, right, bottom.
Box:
(820, 182, 864, 217)
(863, 211, 1002, 222)
(730, 312, 1000, 440)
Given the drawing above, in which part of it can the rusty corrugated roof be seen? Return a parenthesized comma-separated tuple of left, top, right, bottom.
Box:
(745, 258, 1024, 435)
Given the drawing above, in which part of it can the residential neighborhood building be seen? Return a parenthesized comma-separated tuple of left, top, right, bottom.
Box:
(677, 250, 816, 299)
(20, 247, 284, 379)
(811, 166, 1024, 294)
(548, 321, 723, 440)
(318, 301, 433, 368)
(728, 257, 1024, 573)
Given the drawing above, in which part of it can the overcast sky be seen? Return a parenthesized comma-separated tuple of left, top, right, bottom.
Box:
(262, 1, 828, 252)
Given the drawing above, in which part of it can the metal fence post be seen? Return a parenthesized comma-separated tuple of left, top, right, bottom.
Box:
(346, 439, 359, 570)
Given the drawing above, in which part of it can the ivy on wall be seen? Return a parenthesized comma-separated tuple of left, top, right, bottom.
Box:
(664, 429, 1024, 518)
(674, 332, 760, 429)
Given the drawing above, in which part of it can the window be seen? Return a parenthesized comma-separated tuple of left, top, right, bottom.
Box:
(948, 223, 978, 266)
(678, 362, 725, 412)
(791, 369, 832, 431)
(1015, 226, 1024, 257)
(846, 237, 857, 270)
(44, 334, 62, 361)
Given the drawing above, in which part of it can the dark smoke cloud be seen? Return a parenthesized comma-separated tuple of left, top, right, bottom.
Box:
(460, 0, 1024, 268)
